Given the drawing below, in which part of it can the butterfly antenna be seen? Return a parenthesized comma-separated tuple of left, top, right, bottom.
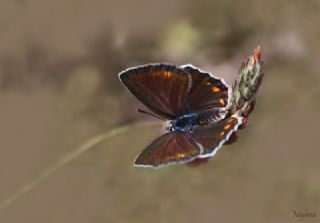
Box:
(136, 108, 166, 121)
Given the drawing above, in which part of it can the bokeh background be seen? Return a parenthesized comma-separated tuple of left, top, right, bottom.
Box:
(0, 0, 319, 222)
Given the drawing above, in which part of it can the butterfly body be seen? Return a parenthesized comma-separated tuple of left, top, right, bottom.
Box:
(168, 113, 198, 132)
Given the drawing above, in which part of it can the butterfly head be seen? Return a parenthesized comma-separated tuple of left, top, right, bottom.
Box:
(168, 113, 197, 132)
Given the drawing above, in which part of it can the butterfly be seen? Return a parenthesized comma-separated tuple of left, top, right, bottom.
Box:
(119, 64, 242, 168)
(119, 47, 263, 168)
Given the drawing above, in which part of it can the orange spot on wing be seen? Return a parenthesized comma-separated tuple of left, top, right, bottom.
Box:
(177, 153, 186, 158)
(219, 98, 225, 106)
(224, 124, 231, 130)
(211, 86, 221, 92)
(219, 131, 225, 136)
(206, 82, 211, 86)
(163, 71, 172, 78)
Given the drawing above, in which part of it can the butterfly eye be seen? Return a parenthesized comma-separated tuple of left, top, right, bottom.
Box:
(211, 86, 221, 92)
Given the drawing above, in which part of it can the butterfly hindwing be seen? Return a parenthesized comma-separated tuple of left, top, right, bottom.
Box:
(191, 115, 242, 158)
(181, 64, 230, 112)
(134, 132, 201, 168)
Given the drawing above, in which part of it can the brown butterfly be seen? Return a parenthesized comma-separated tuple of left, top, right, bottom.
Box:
(119, 63, 242, 168)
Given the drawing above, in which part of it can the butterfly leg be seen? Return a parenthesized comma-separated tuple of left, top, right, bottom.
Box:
(186, 157, 210, 167)
(223, 132, 238, 145)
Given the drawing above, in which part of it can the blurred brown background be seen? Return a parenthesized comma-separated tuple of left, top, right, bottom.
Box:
(0, 0, 319, 222)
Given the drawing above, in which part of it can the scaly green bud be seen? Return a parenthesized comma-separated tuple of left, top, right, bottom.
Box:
(231, 46, 264, 117)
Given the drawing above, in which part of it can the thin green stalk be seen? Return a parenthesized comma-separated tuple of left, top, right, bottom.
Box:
(0, 121, 156, 211)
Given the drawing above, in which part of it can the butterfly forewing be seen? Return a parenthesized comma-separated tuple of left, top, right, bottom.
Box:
(181, 65, 230, 112)
(191, 115, 242, 157)
(134, 132, 201, 168)
(119, 64, 191, 120)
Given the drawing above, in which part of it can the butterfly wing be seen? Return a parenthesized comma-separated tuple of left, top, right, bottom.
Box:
(134, 132, 201, 168)
(119, 64, 191, 120)
(181, 64, 231, 113)
(191, 115, 242, 158)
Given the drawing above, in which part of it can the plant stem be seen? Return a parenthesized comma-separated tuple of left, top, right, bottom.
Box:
(0, 121, 157, 211)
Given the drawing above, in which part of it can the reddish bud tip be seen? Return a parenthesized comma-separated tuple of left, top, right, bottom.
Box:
(253, 46, 261, 61)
